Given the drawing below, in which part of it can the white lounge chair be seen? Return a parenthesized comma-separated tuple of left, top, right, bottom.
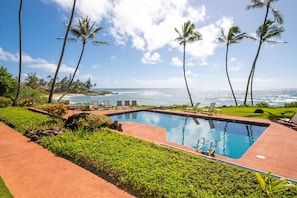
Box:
(103, 100, 110, 109)
(184, 103, 200, 113)
(202, 103, 216, 113)
(92, 100, 99, 110)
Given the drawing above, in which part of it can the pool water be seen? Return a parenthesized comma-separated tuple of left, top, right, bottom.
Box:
(109, 111, 268, 159)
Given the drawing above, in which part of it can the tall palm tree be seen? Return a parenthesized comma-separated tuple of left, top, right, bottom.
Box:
(249, 20, 285, 105)
(48, 0, 77, 103)
(244, 0, 283, 106)
(174, 21, 202, 107)
(57, 17, 108, 102)
(218, 26, 247, 106)
(12, 0, 23, 106)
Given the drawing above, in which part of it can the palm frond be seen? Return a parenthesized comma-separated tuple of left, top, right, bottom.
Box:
(272, 8, 283, 24)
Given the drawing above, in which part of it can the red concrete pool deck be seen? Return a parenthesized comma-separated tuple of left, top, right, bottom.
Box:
(1, 107, 296, 197)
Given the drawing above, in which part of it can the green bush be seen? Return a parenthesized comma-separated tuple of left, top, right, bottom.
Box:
(46, 104, 68, 118)
(65, 113, 113, 131)
(284, 101, 297, 108)
(256, 102, 270, 108)
(0, 97, 12, 107)
(0, 107, 63, 133)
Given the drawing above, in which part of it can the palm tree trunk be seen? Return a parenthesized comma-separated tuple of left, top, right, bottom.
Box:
(225, 44, 238, 106)
(244, 1, 270, 106)
(244, 41, 262, 106)
(183, 44, 194, 106)
(48, 0, 76, 103)
(57, 43, 85, 102)
(13, 0, 23, 106)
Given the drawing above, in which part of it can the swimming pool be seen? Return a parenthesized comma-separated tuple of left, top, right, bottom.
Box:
(109, 111, 268, 159)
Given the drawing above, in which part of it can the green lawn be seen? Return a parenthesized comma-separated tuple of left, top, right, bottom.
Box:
(0, 177, 13, 198)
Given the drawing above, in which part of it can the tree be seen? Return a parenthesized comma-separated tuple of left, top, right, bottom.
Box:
(12, 0, 23, 106)
(174, 21, 202, 107)
(245, 20, 285, 106)
(218, 26, 248, 106)
(57, 16, 108, 102)
(244, 0, 284, 106)
(48, 0, 77, 103)
(0, 66, 17, 99)
(25, 72, 39, 89)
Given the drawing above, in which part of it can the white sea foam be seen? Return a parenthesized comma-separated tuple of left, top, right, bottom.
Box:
(67, 88, 297, 107)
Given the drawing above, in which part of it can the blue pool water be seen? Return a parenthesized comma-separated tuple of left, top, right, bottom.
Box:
(109, 111, 268, 159)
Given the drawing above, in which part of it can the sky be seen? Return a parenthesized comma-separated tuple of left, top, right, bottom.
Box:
(0, 0, 296, 90)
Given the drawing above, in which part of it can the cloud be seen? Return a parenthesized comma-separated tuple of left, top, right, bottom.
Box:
(141, 52, 161, 64)
(171, 57, 182, 66)
(0, 47, 74, 73)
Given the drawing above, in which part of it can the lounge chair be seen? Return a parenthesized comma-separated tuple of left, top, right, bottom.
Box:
(124, 100, 130, 109)
(277, 112, 297, 128)
(202, 103, 216, 113)
(103, 100, 110, 109)
(92, 100, 99, 110)
(116, 101, 123, 109)
(132, 100, 137, 107)
(184, 103, 200, 113)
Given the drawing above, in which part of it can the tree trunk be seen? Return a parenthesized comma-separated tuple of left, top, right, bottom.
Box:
(57, 43, 85, 102)
(13, 0, 23, 106)
(48, 0, 76, 103)
(225, 44, 238, 106)
(183, 43, 193, 106)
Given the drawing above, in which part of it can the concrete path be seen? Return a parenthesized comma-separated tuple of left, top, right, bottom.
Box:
(0, 122, 134, 198)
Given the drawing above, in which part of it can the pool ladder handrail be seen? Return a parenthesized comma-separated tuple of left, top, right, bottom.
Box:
(196, 137, 205, 152)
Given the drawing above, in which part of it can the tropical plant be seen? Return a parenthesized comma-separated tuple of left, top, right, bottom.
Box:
(48, 0, 77, 103)
(244, 0, 284, 106)
(218, 26, 248, 106)
(255, 171, 296, 197)
(174, 21, 202, 107)
(57, 16, 108, 102)
(0, 66, 17, 99)
(13, 0, 23, 106)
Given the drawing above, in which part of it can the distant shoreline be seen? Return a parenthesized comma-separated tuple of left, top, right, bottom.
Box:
(53, 93, 85, 100)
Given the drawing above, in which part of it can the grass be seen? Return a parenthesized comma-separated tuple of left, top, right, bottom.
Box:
(0, 177, 13, 198)
(0, 106, 296, 197)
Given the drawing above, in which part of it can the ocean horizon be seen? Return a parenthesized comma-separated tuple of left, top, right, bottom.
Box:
(62, 88, 297, 107)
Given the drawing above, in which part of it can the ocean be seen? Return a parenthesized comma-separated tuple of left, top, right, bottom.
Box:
(63, 88, 297, 107)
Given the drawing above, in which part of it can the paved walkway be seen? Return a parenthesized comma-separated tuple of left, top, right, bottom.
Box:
(0, 122, 134, 198)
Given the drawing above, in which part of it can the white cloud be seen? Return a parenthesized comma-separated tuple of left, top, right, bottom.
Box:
(0, 47, 74, 73)
(141, 52, 161, 64)
(171, 57, 182, 66)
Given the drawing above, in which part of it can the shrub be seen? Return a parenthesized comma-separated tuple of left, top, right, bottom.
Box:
(0, 97, 12, 107)
(284, 101, 297, 108)
(256, 102, 269, 108)
(46, 104, 68, 118)
(65, 113, 113, 131)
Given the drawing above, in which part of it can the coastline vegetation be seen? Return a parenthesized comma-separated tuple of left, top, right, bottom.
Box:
(0, 107, 296, 197)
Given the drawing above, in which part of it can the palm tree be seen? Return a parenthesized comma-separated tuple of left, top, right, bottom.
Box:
(244, 0, 283, 106)
(12, 0, 23, 106)
(57, 17, 108, 102)
(174, 21, 202, 107)
(48, 0, 77, 103)
(218, 26, 247, 106)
